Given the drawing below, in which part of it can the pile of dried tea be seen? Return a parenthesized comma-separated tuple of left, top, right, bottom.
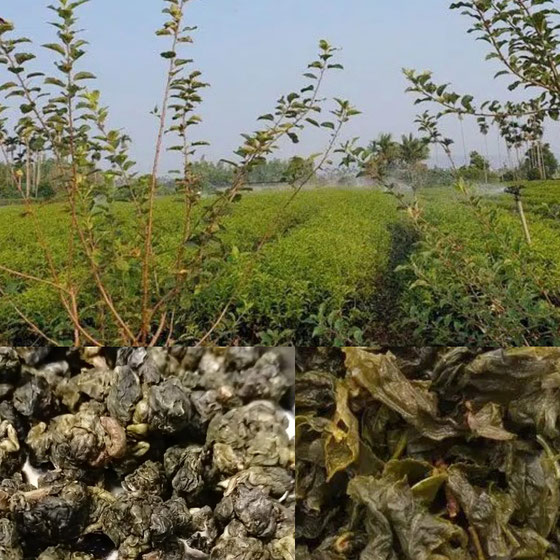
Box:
(0, 347, 295, 560)
(296, 347, 560, 560)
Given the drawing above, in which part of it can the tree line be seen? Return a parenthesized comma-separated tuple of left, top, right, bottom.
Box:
(0, 156, 319, 201)
(363, 132, 559, 187)
(1, 137, 558, 203)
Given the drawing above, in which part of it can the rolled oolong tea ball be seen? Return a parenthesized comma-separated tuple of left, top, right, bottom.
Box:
(143, 377, 192, 435)
(26, 411, 127, 470)
(217, 484, 279, 538)
(164, 444, 207, 501)
(232, 351, 293, 403)
(10, 482, 91, 548)
(0, 420, 24, 479)
(207, 401, 292, 475)
(0, 517, 24, 560)
(98, 492, 190, 559)
(13, 376, 58, 420)
(122, 460, 166, 496)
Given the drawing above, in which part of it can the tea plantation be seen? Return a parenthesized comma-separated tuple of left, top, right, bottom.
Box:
(1, 182, 560, 345)
(0, 188, 401, 344)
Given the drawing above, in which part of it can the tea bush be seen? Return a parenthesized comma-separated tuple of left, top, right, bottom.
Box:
(396, 185, 560, 345)
(211, 189, 400, 345)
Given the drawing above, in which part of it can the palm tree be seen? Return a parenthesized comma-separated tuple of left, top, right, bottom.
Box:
(399, 133, 430, 185)
(365, 133, 401, 182)
(369, 133, 400, 163)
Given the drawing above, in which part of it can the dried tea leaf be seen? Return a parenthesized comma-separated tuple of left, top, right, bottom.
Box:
(0, 347, 294, 559)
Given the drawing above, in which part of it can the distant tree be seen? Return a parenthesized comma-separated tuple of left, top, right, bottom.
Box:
(363, 133, 401, 181)
(463, 150, 490, 183)
(369, 133, 400, 164)
(400, 134, 430, 165)
(189, 160, 234, 191)
(249, 158, 290, 184)
(168, 158, 313, 193)
(522, 143, 558, 181)
(0, 156, 58, 200)
(399, 133, 430, 184)
(282, 156, 316, 185)
(469, 151, 489, 171)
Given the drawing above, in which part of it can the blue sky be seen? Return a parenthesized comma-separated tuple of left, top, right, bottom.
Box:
(3, 0, 551, 171)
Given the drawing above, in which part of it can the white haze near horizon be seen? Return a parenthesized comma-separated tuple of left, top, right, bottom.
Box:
(3, 0, 559, 173)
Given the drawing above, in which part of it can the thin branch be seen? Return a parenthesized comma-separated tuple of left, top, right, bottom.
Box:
(63, 33, 137, 345)
(0, 286, 60, 346)
(148, 312, 167, 347)
(0, 265, 70, 292)
(140, 2, 186, 343)
(195, 296, 233, 347)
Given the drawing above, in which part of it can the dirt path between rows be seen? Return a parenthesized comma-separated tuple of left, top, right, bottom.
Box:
(365, 221, 419, 344)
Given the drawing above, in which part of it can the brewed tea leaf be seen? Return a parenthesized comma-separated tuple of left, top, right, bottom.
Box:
(345, 348, 459, 441)
(324, 381, 359, 481)
(296, 347, 560, 560)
